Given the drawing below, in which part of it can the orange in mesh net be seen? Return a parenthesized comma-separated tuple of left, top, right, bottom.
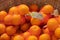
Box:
(18, 4, 29, 16)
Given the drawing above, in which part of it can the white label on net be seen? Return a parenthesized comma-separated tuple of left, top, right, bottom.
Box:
(52, 9, 59, 16)
(30, 12, 44, 20)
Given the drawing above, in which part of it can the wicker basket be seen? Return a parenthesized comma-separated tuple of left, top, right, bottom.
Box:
(0, 0, 60, 12)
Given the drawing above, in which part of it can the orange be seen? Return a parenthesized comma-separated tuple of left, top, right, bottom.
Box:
(0, 11, 7, 22)
(18, 4, 29, 16)
(13, 35, 24, 40)
(54, 27, 60, 38)
(0, 24, 6, 34)
(39, 34, 51, 40)
(23, 31, 31, 39)
(31, 18, 41, 26)
(21, 23, 30, 31)
(26, 35, 38, 40)
(6, 26, 16, 35)
(28, 25, 41, 36)
(9, 6, 19, 15)
(40, 4, 54, 15)
(47, 18, 59, 31)
(4, 14, 13, 25)
(52, 35, 58, 40)
(29, 4, 38, 12)
(12, 14, 21, 25)
(0, 33, 10, 40)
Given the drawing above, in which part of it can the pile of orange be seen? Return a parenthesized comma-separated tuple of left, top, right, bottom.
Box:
(0, 4, 60, 40)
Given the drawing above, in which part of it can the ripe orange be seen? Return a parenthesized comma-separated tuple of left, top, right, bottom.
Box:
(6, 26, 16, 35)
(26, 35, 38, 40)
(4, 14, 13, 25)
(23, 31, 31, 39)
(18, 4, 29, 16)
(40, 4, 54, 15)
(54, 27, 60, 38)
(39, 34, 51, 40)
(31, 18, 41, 26)
(29, 4, 38, 12)
(0, 11, 7, 22)
(0, 33, 10, 40)
(0, 24, 6, 34)
(28, 25, 41, 36)
(9, 6, 19, 15)
(13, 35, 24, 40)
(47, 18, 59, 31)
(12, 14, 21, 25)
(21, 23, 30, 31)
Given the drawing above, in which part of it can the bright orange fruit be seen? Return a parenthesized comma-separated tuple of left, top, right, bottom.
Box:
(26, 35, 38, 40)
(31, 18, 41, 26)
(12, 14, 21, 25)
(39, 34, 51, 40)
(9, 6, 19, 15)
(0, 33, 10, 40)
(40, 4, 54, 15)
(0, 11, 7, 22)
(13, 35, 24, 40)
(6, 26, 16, 35)
(47, 18, 59, 31)
(0, 24, 6, 34)
(4, 14, 13, 25)
(29, 4, 38, 12)
(54, 27, 60, 38)
(23, 31, 31, 39)
(18, 4, 29, 16)
(28, 25, 41, 36)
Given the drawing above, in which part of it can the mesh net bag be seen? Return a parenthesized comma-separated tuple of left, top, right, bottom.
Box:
(0, 0, 60, 12)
